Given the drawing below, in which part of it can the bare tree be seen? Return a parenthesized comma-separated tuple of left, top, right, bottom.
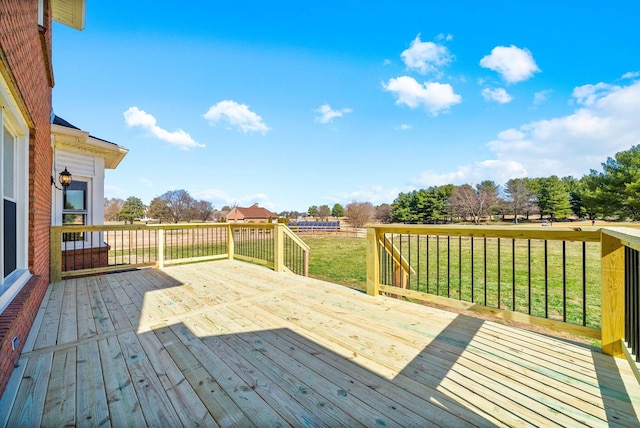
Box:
(345, 201, 375, 228)
(375, 203, 393, 223)
(504, 178, 536, 224)
(158, 189, 195, 223)
(317, 204, 330, 221)
(449, 181, 498, 224)
(104, 197, 124, 222)
(192, 200, 214, 222)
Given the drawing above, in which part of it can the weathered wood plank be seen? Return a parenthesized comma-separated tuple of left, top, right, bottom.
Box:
(171, 315, 289, 427)
(153, 325, 252, 427)
(76, 275, 97, 341)
(57, 278, 77, 346)
(116, 330, 183, 426)
(76, 341, 110, 426)
(33, 282, 65, 350)
(42, 348, 76, 427)
(136, 327, 218, 427)
(5, 353, 52, 427)
(98, 335, 147, 427)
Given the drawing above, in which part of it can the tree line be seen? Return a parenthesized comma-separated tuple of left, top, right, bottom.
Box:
(106, 145, 640, 226)
(390, 144, 640, 224)
(105, 189, 219, 224)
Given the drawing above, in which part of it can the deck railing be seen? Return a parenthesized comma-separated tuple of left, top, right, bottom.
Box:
(366, 224, 640, 366)
(50, 222, 309, 281)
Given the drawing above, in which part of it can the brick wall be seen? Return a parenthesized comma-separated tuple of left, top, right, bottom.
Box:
(0, 0, 54, 397)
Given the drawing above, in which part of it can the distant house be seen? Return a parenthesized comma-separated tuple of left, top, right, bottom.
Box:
(227, 203, 278, 223)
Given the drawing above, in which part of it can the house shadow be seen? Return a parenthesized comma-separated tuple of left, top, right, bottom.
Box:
(110, 267, 638, 427)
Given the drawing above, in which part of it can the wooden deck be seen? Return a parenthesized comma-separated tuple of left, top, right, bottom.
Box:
(1, 260, 639, 427)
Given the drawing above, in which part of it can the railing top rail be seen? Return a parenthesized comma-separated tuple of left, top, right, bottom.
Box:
(282, 225, 310, 252)
(601, 226, 640, 251)
(366, 224, 602, 242)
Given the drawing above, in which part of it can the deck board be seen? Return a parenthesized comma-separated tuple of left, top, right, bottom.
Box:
(2, 260, 639, 427)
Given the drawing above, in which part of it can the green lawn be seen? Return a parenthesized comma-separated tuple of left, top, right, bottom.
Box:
(303, 236, 367, 290)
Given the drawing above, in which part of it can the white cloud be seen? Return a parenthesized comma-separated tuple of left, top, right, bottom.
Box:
(124, 107, 204, 150)
(622, 71, 640, 80)
(383, 76, 461, 115)
(315, 104, 353, 124)
(401, 34, 453, 75)
(334, 185, 401, 206)
(397, 124, 412, 131)
(482, 87, 513, 104)
(204, 100, 270, 134)
(571, 82, 618, 106)
(412, 79, 640, 187)
(480, 45, 540, 84)
(533, 90, 552, 105)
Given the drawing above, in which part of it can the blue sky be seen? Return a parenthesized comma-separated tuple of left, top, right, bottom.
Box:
(51, 1, 640, 213)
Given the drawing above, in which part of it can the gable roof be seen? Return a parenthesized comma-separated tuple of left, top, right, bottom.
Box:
(229, 204, 278, 220)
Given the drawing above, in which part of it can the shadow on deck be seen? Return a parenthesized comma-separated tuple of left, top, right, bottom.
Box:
(1, 260, 639, 427)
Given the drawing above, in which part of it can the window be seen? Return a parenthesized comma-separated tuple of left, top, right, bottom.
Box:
(2, 127, 16, 276)
(0, 93, 30, 313)
(63, 180, 87, 242)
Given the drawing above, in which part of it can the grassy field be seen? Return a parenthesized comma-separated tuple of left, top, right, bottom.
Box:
(302, 236, 368, 290)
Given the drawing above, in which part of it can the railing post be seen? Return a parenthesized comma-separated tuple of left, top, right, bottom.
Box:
(227, 224, 234, 260)
(366, 226, 380, 296)
(601, 232, 625, 357)
(303, 249, 309, 277)
(50, 226, 62, 283)
(158, 228, 165, 269)
(274, 223, 284, 272)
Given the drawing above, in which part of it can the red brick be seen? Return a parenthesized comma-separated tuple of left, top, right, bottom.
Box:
(0, 0, 54, 397)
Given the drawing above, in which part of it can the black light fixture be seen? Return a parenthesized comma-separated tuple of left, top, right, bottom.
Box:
(51, 167, 72, 190)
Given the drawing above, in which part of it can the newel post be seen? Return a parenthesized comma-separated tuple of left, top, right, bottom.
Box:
(274, 223, 284, 272)
(366, 226, 380, 296)
(601, 232, 625, 357)
(227, 224, 234, 260)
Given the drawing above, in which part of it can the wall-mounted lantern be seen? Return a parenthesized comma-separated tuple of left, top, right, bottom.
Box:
(51, 167, 72, 190)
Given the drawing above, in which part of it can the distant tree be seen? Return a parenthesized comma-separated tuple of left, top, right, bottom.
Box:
(317, 204, 331, 220)
(392, 185, 453, 224)
(534, 176, 572, 220)
(104, 197, 124, 222)
(118, 196, 145, 224)
(308, 205, 318, 217)
(331, 203, 344, 218)
(449, 181, 498, 224)
(588, 144, 640, 220)
(148, 197, 171, 223)
(503, 178, 536, 224)
(345, 201, 374, 228)
(192, 200, 214, 222)
(221, 205, 231, 212)
(158, 189, 195, 223)
(375, 203, 393, 223)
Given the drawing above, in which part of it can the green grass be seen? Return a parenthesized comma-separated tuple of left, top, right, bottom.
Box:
(303, 236, 367, 290)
